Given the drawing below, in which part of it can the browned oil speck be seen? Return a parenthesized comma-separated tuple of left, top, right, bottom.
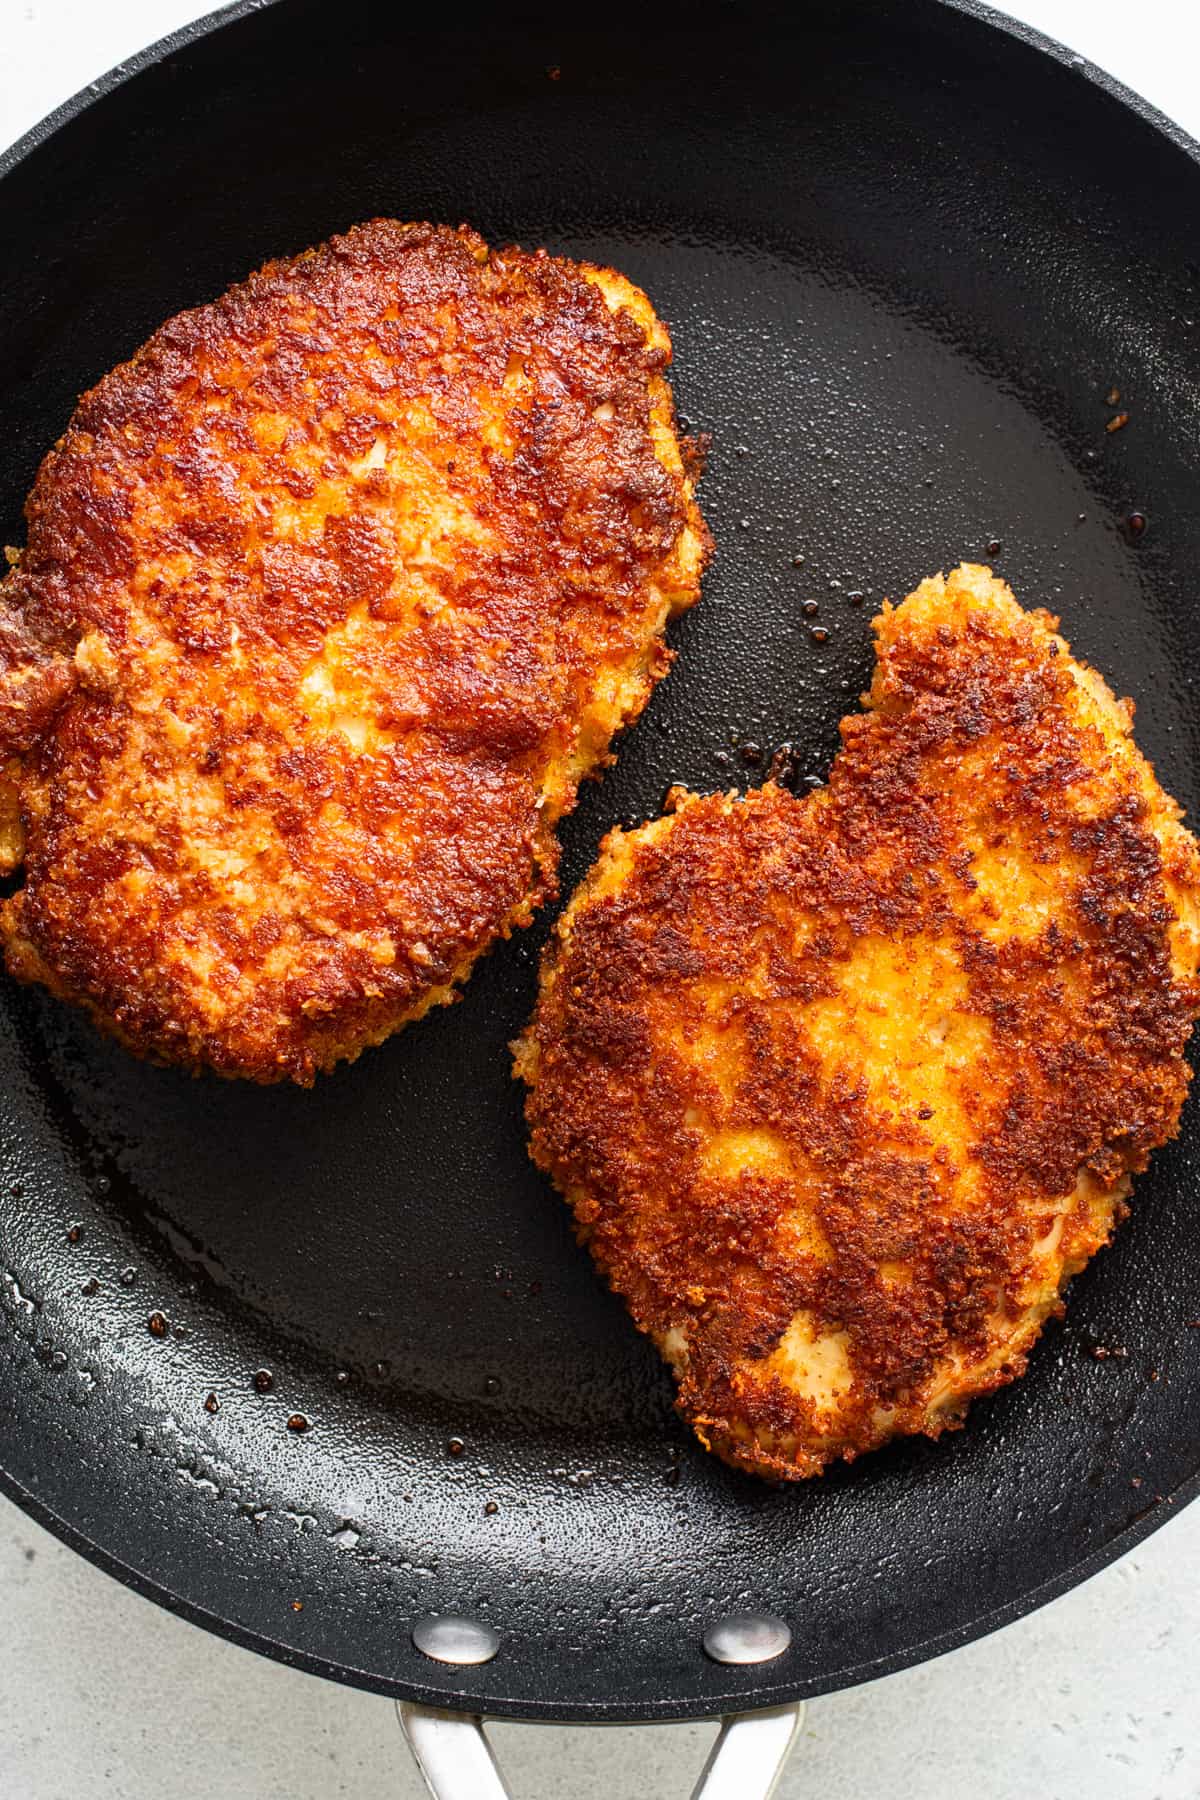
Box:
(917, 1105, 935, 1120)
(1106, 385, 1121, 406)
(147, 1311, 168, 1338)
(291, 1600, 304, 1613)
(65, 1224, 82, 1245)
(1087, 1341, 1129, 1361)
(767, 744, 802, 791)
(1127, 511, 1147, 538)
(801, 599, 819, 618)
(253, 1369, 274, 1393)
(287, 1413, 310, 1433)
(739, 742, 762, 766)
(810, 626, 830, 644)
(847, 590, 865, 606)
(448, 1437, 466, 1457)
(203, 1392, 220, 1414)
(1106, 411, 1130, 434)
(80, 1277, 99, 1297)
(484, 1501, 499, 1516)
(985, 539, 1002, 557)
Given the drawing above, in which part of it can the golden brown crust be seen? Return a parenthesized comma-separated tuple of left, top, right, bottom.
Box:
(517, 566, 1200, 1479)
(0, 220, 709, 1080)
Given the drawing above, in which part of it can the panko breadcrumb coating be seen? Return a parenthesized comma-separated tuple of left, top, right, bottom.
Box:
(516, 565, 1200, 1480)
(0, 220, 709, 1081)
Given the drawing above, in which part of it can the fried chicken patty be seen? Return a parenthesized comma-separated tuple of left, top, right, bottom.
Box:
(517, 566, 1200, 1479)
(0, 221, 708, 1080)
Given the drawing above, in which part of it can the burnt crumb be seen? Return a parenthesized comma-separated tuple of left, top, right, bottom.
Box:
(739, 742, 763, 766)
(1106, 411, 1130, 434)
(1085, 1340, 1129, 1361)
(80, 1277, 100, 1297)
(291, 1599, 304, 1613)
(146, 1311, 168, 1338)
(664, 1466, 681, 1488)
(810, 626, 830, 644)
(286, 1413, 310, 1433)
(65, 1224, 82, 1245)
(985, 539, 1002, 558)
(546, 64, 561, 79)
(713, 749, 733, 770)
(847, 590, 865, 607)
(916, 1105, 935, 1120)
(252, 1369, 275, 1393)
(1127, 511, 1147, 539)
(484, 1500, 499, 1515)
(203, 1392, 220, 1414)
(447, 1437, 466, 1457)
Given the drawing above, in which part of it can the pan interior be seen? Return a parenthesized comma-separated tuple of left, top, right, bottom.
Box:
(1, 0, 1199, 1720)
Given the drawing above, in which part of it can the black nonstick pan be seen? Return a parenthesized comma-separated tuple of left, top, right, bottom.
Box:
(2, 0, 1200, 1791)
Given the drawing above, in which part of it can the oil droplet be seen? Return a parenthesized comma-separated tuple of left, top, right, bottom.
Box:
(118, 1267, 137, 1287)
(484, 1376, 500, 1394)
(253, 1369, 274, 1393)
(147, 1311, 168, 1338)
(287, 1413, 310, 1433)
(372, 1360, 390, 1380)
(335, 1369, 350, 1385)
(203, 1392, 220, 1415)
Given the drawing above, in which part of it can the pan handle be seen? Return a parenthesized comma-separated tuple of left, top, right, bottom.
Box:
(396, 1699, 804, 1799)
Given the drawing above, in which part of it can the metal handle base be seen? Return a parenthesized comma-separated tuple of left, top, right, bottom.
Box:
(396, 1699, 804, 1800)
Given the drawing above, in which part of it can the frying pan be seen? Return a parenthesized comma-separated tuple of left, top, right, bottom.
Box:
(2, 0, 1200, 1793)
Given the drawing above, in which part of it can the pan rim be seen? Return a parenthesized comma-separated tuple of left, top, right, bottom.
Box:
(1, 0, 1199, 1724)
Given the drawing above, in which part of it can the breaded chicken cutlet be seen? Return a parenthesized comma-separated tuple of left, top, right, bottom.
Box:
(0, 221, 709, 1081)
(517, 565, 1200, 1480)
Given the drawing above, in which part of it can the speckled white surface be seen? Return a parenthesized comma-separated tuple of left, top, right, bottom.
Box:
(1, 4, 1199, 1796)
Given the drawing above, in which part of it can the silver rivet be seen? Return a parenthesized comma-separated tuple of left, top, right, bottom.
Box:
(411, 1615, 500, 1665)
(702, 1612, 791, 1665)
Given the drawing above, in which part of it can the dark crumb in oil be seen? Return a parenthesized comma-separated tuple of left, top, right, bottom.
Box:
(1106, 411, 1130, 434)
(204, 1392, 220, 1415)
(291, 1599, 304, 1613)
(985, 538, 1002, 557)
(739, 741, 763, 766)
(447, 1437, 465, 1457)
(1127, 511, 1147, 538)
(80, 1277, 100, 1297)
(335, 1369, 350, 1385)
(767, 745, 802, 791)
(484, 1501, 499, 1516)
(802, 599, 819, 618)
(713, 749, 732, 770)
(847, 590, 865, 606)
(66, 1224, 82, 1245)
(253, 1369, 274, 1393)
(1086, 1340, 1129, 1361)
(810, 626, 829, 644)
(286, 1413, 310, 1433)
(664, 1466, 681, 1488)
(147, 1311, 168, 1338)
(916, 1105, 934, 1120)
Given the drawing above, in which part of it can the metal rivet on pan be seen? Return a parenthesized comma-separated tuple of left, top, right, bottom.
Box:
(411, 1615, 501, 1666)
(702, 1613, 791, 1665)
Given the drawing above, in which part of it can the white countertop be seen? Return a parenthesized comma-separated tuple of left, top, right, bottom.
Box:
(1, 4, 1199, 1796)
